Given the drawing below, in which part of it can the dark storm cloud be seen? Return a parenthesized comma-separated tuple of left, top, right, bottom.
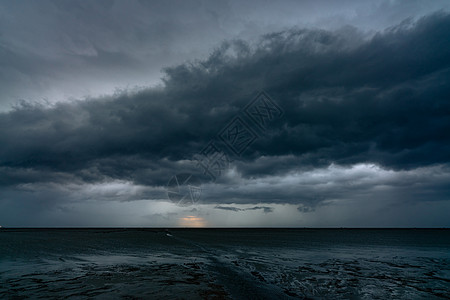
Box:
(214, 206, 274, 213)
(1, 11, 450, 207)
(200, 164, 450, 212)
(2, 0, 449, 112)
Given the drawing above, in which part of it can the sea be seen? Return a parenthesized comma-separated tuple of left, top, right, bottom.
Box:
(0, 228, 449, 299)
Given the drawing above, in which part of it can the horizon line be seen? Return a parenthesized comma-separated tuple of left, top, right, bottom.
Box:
(1, 227, 449, 230)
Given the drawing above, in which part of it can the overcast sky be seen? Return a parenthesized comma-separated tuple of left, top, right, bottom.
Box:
(1, 0, 450, 227)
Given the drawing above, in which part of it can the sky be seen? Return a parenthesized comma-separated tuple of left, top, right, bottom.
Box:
(1, 0, 450, 227)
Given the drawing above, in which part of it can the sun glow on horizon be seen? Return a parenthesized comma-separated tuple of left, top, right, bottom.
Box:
(178, 216, 207, 227)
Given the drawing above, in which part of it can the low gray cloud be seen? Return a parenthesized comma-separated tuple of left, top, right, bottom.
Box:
(214, 206, 274, 213)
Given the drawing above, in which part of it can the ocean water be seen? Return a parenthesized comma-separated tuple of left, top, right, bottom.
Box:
(0, 229, 449, 299)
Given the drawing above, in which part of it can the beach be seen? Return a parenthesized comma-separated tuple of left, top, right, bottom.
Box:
(1, 228, 449, 299)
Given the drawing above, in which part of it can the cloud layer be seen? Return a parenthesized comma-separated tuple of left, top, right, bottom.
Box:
(1, 10, 450, 226)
